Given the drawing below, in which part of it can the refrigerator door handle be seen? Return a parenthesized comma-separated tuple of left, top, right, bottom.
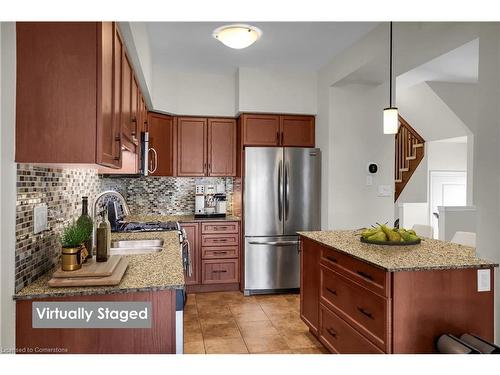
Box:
(278, 160, 283, 221)
(284, 162, 290, 221)
(248, 240, 299, 246)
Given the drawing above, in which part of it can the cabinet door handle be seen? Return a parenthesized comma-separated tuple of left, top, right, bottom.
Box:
(357, 307, 374, 319)
(326, 328, 337, 338)
(326, 287, 337, 296)
(212, 270, 227, 273)
(208, 163, 211, 174)
(213, 251, 228, 255)
(326, 256, 338, 263)
(276, 131, 280, 144)
(280, 131, 284, 144)
(214, 226, 228, 230)
(213, 239, 228, 243)
(357, 271, 373, 281)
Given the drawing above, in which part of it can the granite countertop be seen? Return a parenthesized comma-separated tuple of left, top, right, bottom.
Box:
(299, 230, 499, 272)
(14, 231, 185, 300)
(125, 214, 241, 223)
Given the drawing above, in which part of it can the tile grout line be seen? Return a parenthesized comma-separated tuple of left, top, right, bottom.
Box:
(194, 295, 209, 355)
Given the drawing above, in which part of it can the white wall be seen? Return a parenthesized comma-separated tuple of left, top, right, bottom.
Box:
(152, 67, 237, 116)
(474, 23, 500, 343)
(328, 83, 394, 229)
(398, 82, 469, 141)
(438, 206, 476, 242)
(237, 67, 317, 114)
(427, 140, 468, 171)
(396, 147, 428, 204)
(0, 22, 17, 350)
(398, 202, 429, 228)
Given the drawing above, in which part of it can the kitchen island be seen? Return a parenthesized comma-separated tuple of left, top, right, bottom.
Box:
(14, 231, 184, 354)
(298, 230, 498, 354)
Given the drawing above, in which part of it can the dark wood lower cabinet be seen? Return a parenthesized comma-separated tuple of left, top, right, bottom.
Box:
(15, 290, 176, 354)
(185, 220, 241, 293)
(300, 236, 495, 354)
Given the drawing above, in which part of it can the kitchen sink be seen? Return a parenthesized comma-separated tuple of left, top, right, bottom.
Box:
(110, 239, 164, 255)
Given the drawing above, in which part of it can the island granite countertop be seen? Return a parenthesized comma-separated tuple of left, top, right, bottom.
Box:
(298, 230, 499, 272)
(14, 231, 185, 300)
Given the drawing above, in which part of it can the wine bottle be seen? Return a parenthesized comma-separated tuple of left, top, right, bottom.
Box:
(77, 196, 93, 261)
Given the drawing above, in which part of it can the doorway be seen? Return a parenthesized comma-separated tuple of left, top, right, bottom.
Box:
(429, 171, 467, 239)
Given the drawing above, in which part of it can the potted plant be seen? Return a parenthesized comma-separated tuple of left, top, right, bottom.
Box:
(60, 221, 91, 271)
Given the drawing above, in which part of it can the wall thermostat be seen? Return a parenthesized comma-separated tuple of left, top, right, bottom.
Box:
(367, 163, 378, 174)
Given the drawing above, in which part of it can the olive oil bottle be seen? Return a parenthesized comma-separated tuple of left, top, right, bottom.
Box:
(96, 207, 111, 262)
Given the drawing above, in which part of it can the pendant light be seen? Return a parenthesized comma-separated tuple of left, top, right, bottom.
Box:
(383, 22, 399, 134)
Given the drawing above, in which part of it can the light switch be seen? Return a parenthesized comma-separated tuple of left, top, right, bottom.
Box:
(366, 175, 373, 186)
(477, 269, 491, 292)
(377, 185, 392, 197)
(34, 204, 48, 234)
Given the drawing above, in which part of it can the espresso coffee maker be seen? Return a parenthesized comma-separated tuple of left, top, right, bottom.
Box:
(194, 183, 227, 219)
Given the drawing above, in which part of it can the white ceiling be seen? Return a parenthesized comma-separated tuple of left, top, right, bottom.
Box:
(145, 22, 378, 73)
(397, 38, 478, 89)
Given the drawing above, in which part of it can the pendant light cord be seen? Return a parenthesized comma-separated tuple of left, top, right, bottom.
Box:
(389, 21, 393, 107)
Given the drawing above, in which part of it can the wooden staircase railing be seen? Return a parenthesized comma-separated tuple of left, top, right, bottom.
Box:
(395, 115, 425, 201)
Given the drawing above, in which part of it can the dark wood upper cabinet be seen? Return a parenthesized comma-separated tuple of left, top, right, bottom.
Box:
(120, 52, 134, 152)
(96, 22, 119, 168)
(16, 22, 111, 166)
(241, 113, 280, 146)
(208, 118, 237, 177)
(148, 112, 174, 176)
(281, 115, 315, 147)
(240, 113, 315, 147)
(177, 117, 207, 177)
(16, 22, 147, 169)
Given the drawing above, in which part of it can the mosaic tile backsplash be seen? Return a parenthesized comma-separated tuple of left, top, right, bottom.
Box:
(15, 164, 237, 292)
(15, 164, 100, 292)
(99, 176, 234, 215)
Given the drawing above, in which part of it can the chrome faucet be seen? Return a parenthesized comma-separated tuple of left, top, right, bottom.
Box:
(91, 191, 130, 251)
(93, 190, 130, 221)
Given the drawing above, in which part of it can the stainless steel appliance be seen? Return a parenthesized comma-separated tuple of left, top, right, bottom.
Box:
(194, 183, 227, 219)
(244, 147, 321, 295)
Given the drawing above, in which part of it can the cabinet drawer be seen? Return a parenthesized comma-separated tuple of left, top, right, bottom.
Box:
(319, 304, 384, 354)
(201, 234, 239, 247)
(202, 259, 239, 284)
(202, 246, 239, 259)
(320, 246, 389, 297)
(320, 265, 389, 351)
(201, 221, 239, 234)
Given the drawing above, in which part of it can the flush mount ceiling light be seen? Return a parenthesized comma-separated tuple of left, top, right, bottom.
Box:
(383, 22, 399, 135)
(212, 24, 262, 49)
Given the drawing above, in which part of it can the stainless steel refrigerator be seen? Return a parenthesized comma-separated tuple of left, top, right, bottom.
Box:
(244, 147, 321, 295)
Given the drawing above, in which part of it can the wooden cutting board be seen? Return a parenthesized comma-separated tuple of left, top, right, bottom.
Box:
(48, 258, 129, 287)
(52, 255, 122, 278)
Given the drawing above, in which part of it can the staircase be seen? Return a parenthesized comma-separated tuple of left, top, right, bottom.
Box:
(394, 115, 425, 201)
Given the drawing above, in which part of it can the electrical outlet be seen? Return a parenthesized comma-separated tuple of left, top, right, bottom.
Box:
(34, 204, 48, 234)
(477, 269, 491, 292)
(377, 185, 392, 197)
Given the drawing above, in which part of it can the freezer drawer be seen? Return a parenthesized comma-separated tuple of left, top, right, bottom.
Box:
(244, 236, 300, 293)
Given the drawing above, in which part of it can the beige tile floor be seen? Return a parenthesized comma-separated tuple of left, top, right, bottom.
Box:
(183, 291, 329, 354)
